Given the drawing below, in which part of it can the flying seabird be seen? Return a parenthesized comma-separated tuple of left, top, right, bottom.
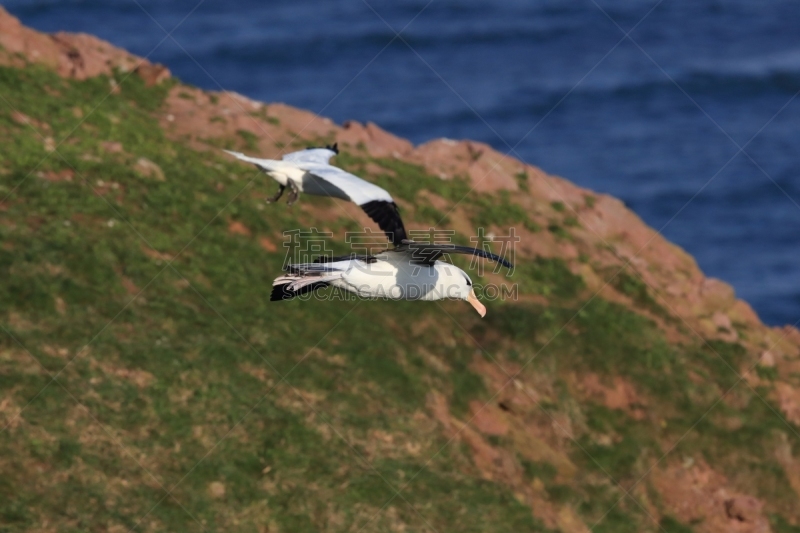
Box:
(224, 143, 407, 245)
(270, 241, 513, 317)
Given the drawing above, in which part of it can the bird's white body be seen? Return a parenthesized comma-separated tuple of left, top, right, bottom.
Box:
(330, 255, 471, 301)
(274, 252, 486, 315)
(255, 161, 307, 189)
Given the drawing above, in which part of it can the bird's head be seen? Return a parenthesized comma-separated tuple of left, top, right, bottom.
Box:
(439, 265, 485, 317)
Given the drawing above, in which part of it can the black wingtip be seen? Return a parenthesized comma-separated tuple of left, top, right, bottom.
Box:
(474, 249, 514, 270)
(271, 283, 295, 301)
(271, 281, 330, 301)
(482, 251, 514, 270)
(360, 200, 407, 246)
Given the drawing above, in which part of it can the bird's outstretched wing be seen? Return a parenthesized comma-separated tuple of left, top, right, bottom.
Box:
(395, 241, 513, 269)
(359, 200, 407, 246)
(313, 254, 377, 264)
(225, 143, 340, 169)
(223, 149, 277, 172)
(303, 165, 407, 245)
(282, 143, 339, 166)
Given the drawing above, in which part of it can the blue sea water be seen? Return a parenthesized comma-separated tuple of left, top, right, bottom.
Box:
(5, 0, 800, 326)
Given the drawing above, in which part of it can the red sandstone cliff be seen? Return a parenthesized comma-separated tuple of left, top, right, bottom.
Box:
(2, 7, 799, 532)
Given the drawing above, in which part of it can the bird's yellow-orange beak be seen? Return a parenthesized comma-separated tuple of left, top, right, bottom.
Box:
(467, 289, 486, 317)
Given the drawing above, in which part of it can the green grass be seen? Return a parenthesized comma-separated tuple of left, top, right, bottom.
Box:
(578, 404, 659, 480)
(0, 63, 567, 532)
(471, 190, 531, 229)
(515, 170, 529, 192)
(609, 270, 669, 318)
(547, 222, 571, 240)
(772, 514, 800, 533)
(1, 60, 799, 531)
(757, 365, 779, 381)
(515, 256, 585, 300)
(235, 129, 259, 151)
(521, 458, 557, 482)
(659, 516, 695, 533)
(480, 295, 800, 524)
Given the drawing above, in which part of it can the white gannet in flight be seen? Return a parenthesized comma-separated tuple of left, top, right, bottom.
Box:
(270, 241, 513, 316)
(224, 143, 407, 245)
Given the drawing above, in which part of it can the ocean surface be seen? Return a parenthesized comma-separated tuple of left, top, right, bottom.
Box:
(5, 0, 800, 326)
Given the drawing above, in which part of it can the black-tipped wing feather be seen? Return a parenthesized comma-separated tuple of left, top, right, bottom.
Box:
(271, 281, 330, 301)
(360, 200, 407, 246)
(398, 242, 513, 269)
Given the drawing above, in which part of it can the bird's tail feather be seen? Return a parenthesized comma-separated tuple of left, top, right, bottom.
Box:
(270, 266, 344, 301)
(223, 149, 278, 171)
(273, 274, 337, 292)
(271, 279, 330, 301)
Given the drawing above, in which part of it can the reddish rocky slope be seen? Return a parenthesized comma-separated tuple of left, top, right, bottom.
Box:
(2, 7, 800, 532)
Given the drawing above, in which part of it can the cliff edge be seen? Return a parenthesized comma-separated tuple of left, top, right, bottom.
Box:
(1, 7, 799, 532)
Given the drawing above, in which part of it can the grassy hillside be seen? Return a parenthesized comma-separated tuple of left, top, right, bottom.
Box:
(1, 62, 800, 533)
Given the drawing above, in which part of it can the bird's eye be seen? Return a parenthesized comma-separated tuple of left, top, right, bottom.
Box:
(464, 275, 472, 287)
